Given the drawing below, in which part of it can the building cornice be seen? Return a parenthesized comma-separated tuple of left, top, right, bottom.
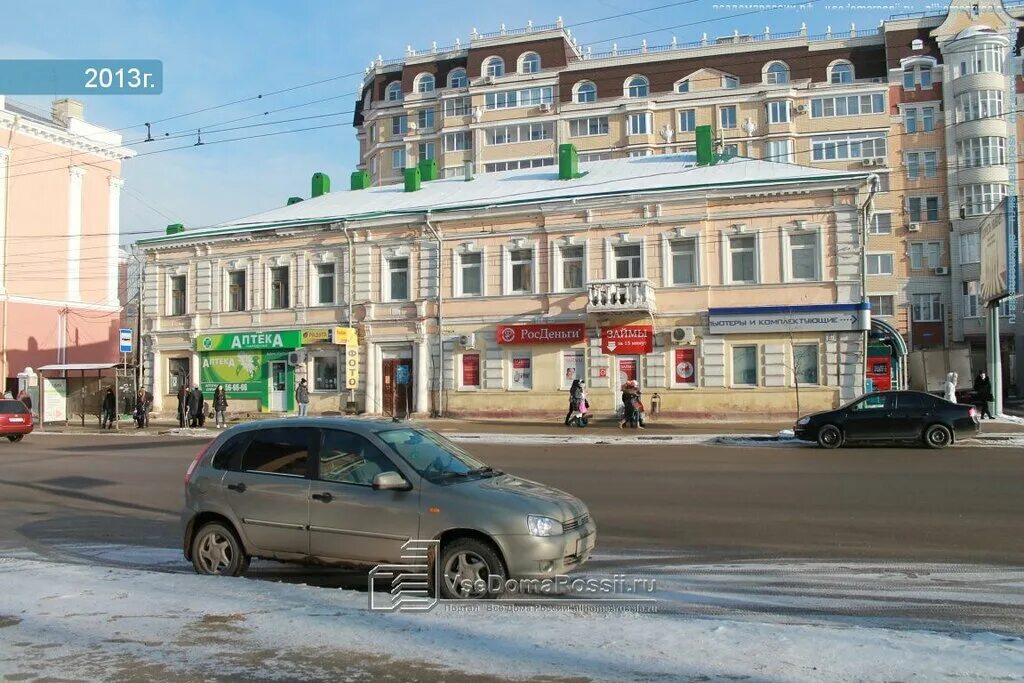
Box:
(0, 112, 135, 161)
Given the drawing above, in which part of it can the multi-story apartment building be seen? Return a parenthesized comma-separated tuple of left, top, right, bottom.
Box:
(353, 0, 1024, 393)
(0, 96, 133, 395)
(138, 147, 875, 419)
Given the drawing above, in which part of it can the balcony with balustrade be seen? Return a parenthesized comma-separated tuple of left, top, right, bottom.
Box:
(587, 279, 655, 313)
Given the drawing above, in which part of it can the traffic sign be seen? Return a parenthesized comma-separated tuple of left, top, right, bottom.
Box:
(119, 328, 133, 353)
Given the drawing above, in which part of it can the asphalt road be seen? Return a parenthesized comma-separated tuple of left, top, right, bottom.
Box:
(1, 433, 1023, 566)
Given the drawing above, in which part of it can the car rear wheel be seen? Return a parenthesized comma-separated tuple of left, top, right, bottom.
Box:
(191, 522, 248, 577)
(439, 538, 507, 600)
(817, 424, 843, 450)
(7, 435, 23, 443)
(924, 424, 952, 450)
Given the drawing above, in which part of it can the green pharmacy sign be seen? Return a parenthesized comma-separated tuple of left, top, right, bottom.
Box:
(196, 330, 302, 352)
(200, 351, 265, 398)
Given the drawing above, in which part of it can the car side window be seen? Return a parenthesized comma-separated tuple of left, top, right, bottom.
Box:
(318, 430, 396, 486)
(897, 393, 924, 411)
(852, 394, 891, 411)
(212, 433, 250, 471)
(240, 427, 313, 477)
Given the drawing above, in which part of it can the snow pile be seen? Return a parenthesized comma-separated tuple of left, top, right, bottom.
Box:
(1, 557, 1022, 681)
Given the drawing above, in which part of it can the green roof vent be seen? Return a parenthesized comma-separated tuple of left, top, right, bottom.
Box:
(558, 143, 586, 180)
(311, 172, 331, 198)
(286, 196, 303, 206)
(350, 170, 371, 190)
(404, 166, 421, 192)
(696, 125, 716, 166)
(418, 158, 438, 182)
(165, 223, 184, 235)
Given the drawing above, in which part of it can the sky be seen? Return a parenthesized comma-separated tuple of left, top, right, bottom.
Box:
(1, 0, 951, 242)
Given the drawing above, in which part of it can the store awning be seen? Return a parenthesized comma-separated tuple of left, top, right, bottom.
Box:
(36, 363, 120, 372)
(870, 319, 908, 357)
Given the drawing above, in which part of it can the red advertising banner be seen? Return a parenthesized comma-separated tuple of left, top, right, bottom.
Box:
(462, 353, 480, 387)
(674, 347, 696, 385)
(496, 323, 586, 345)
(601, 325, 653, 355)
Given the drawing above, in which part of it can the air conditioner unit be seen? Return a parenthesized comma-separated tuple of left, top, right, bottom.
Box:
(670, 326, 696, 345)
(873, 157, 887, 166)
(483, 75, 495, 85)
(795, 103, 808, 114)
(908, 222, 921, 232)
(287, 350, 308, 366)
(538, 102, 552, 113)
(862, 158, 875, 167)
(933, 266, 949, 276)
(459, 333, 476, 349)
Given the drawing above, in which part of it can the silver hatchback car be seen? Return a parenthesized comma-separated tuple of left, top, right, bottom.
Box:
(182, 418, 596, 598)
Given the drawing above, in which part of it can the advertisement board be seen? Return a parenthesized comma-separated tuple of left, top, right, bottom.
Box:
(601, 326, 654, 354)
(200, 351, 265, 397)
(980, 196, 1020, 305)
(42, 377, 67, 422)
(674, 347, 696, 386)
(196, 330, 302, 351)
(496, 323, 586, 345)
(708, 303, 870, 334)
(335, 327, 360, 390)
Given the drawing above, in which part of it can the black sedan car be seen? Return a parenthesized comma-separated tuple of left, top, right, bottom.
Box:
(794, 391, 980, 449)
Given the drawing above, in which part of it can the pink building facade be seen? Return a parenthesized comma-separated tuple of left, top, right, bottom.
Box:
(0, 97, 134, 392)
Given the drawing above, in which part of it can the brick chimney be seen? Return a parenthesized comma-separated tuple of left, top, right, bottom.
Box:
(51, 98, 84, 126)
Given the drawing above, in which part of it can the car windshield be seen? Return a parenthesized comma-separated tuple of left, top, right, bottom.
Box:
(376, 428, 493, 483)
(0, 400, 28, 414)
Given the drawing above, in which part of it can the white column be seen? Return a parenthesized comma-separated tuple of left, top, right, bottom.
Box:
(364, 339, 377, 414)
(415, 336, 429, 414)
(107, 177, 124, 305)
(0, 147, 9, 293)
(67, 166, 86, 301)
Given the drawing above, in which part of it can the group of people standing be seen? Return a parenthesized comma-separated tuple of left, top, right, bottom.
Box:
(942, 370, 995, 419)
(175, 384, 230, 429)
(562, 378, 647, 429)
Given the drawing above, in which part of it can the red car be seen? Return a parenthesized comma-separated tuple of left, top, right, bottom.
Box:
(0, 399, 33, 442)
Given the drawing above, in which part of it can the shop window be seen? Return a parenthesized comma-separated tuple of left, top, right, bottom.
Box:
(561, 245, 585, 290)
(562, 350, 585, 389)
(461, 353, 481, 389)
(315, 264, 335, 305)
(868, 295, 894, 317)
(169, 275, 187, 316)
(728, 235, 757, 284)
(671, 238, 697, 286)
(388, 258, 409, 301)
(788, 232, 819, 281)
(228, 270, 246, 312)
(168, 358, 190, 395)
(270, 266, 290, 309)
(313, 355, 339, 391)
(793, 344, 819, 385)
(509, 352, 532, 390)
(731, 345, 758, 386)
(459, 252, 482, 296)
(509, 248, 534, 294)
(614, 244, 643, 279)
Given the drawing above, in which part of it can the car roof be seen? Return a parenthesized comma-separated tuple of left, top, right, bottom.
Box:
(220, 416, 420, 437)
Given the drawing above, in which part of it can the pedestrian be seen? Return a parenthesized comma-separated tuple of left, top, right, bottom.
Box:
(630, 380, 646, 429)
(973, 371, 994, 419)
(101, 387, 116, 429)
(134, 388, 151, 428)
(567, 381, 589, 427)
(565, 379, 583, 426)
(177, 382, 188, 428)
(16, 389, 31, 412)
(213, 384, 229, 428)
(619, 382, 638, 429)
(296, 378, 310, 417)
(187, 384, 204, 428)
(943, 371, 958, 404)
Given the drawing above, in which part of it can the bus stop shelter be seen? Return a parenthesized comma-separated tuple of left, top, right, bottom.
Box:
(35, 362, 136, 430)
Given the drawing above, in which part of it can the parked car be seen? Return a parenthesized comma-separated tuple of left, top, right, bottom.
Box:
(794, 391, 980, 450)
(182, 418, 596, 599)
(0, 399, 33, 442)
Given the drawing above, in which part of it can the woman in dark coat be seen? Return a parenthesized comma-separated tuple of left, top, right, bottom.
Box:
(564, 379, 583, 426)
(187, 385, 203, 428)
(974, 371, 994, 419)
(101, 388, 116, 429)
(213, 385, 229, 428)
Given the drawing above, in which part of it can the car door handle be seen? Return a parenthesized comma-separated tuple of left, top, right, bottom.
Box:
(311, 492, 333, 503)
(227, 482, 247, 493)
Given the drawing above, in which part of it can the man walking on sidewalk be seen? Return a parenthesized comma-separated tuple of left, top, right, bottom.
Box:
(295, 378, 309, 417)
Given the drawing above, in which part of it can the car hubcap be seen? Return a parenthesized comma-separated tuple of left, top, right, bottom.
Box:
(444, 551, 490, 597)
(822, 429, 838, 445)
(197, 532, 233, 574)
(930, 430, 948, 445)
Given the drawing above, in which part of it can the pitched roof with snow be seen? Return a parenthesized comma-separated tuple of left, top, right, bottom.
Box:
(139, 154, 873, 246)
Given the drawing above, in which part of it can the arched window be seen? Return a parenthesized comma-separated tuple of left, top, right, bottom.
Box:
(829, 61, 854, 84)
(447, 67, 468, 88)
(483, 56, 505, 78)
(519, 52, 541, 74)
(385, 81, 403, 101)
(625, 75, 649, 98)
(765, 61, 790, 84)
(575, 80, 597, 103)
(415, 73, 435, 93)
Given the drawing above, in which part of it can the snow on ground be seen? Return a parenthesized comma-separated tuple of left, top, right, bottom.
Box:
(1, 551, 1023, 681)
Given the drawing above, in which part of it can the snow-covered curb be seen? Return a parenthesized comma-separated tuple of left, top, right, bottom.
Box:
(1, 556, 1023, 682)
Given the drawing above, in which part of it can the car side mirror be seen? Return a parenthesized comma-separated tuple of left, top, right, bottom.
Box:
(373, 471, 411, 491)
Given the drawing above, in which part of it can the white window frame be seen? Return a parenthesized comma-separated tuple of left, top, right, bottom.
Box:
(612, 243, 644, 279)
(783, 227, 822, 282)
(763, 138, 794, 163)
(518, 51, 541, 74)
(909, 240, 943, 271)
(452, 245, 486, 298)
(418, 141, 436, 161)
(810, 93, 885, 118)
(962, 281, 981, 318)
(792, 343, 821, 386)
(381, 248, 412, 302)
(959, 231, 981, 264)
(385, 81, 403, 101)
(868, 294, 896, 317)
(811, 132, 886, 161)
(574, 80, 597, 103)
(603, 236, 646, 281)
(724, 232, 759, 284)
(675, 78, 690, 93)
(719, 105, 737, 129)
(662, 233, 700, 287)
(503, 242, 538, 295)
(678, 109, 696, 132)
(764, 61, 790, 84)
(625, 75, 649, 98)
(507, 350, 533, 391)
(166, 270, 188, 317)
(912, 293, 943, 322)
(415, 73, 435, 93)
(224, 264, 249, 313)
(627, 112, 652, 135)
(483, 56, 505, 78)
(828, 60, 854, 83)
(553, 240, 587, 293)
(766, 100, 790, 124)
(447, 68, 468, 89)
(443, 131, 472, 152)
(416, 108, 435, 130)
(391, 147, 406, 172)
(866, 252, 894, 276)
(722, 75, 739, 89)
(730, 344, 759, 388)
(569, 116, 608, 137)
(870, 212, 893, 235)
(443, 96, 471, 118)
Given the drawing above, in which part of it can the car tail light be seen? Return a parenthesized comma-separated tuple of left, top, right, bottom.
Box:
(185, 441, 214, 485)
(968, 407, 978, 419)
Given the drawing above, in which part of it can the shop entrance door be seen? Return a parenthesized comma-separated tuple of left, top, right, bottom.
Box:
(616, 355, 640, 413)
(382, 358, 413, 417)
(269, 361, 287, 411)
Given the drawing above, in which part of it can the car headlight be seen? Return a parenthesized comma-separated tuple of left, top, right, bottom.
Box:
(527, 515, 562, 537)
(796, 416, 810, 426)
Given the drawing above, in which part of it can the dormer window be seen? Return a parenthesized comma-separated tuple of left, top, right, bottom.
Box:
(484, 56, 505, 78)
(519, 52, 541, 74)
(626, 75, 649, 98)
(764, 62, 790, 85)
(385, 81, 403, 101)
(415, 73, 435, 93)
(722, 75, 739, 89)
(829, 61, 854, 84)
(448, 68, 468, 88)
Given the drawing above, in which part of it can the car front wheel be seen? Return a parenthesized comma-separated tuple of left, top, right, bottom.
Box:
(924, 424, 952, 450)
(191, 522, 248, 577)
(817, 424, 843, 450)
(439, 538, 507, 600)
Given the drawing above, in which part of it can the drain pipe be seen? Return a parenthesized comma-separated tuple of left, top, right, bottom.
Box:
(423, 212, 443, 417)
(859, 174, 880, 395)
